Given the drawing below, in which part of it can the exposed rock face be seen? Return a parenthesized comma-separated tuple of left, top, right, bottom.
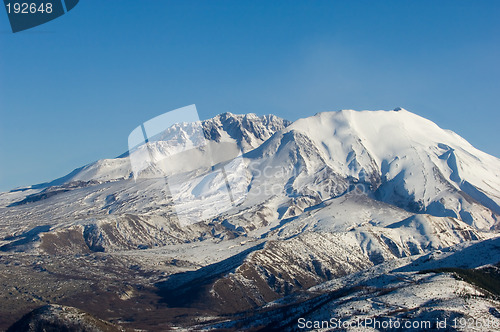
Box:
(1, 109, 499, 331)
(7, 304, 124, 332)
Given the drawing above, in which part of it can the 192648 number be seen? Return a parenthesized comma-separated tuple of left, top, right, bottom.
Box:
(6, 2, 53, 14)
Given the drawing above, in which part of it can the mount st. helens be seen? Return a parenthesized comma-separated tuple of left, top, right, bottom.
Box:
(0, 108, 499, 331)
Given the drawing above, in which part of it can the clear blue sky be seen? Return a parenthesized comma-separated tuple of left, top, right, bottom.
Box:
(0, 1, 499, 191)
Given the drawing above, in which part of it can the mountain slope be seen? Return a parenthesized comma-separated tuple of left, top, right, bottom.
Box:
(3, 108, 499, 232)
(242, 108, 500, 230)
(7, 304, 124, 332)
(1, 108, 499, 331)
(11, 113, 291, 190)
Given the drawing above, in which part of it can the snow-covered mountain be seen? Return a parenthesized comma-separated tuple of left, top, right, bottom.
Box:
(34, 112, 290, 186)
(243, 108, 500, 231)
(1, 108, 499, 331)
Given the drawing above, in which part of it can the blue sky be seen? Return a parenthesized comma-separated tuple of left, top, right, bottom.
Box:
(0, 1, 499, 191)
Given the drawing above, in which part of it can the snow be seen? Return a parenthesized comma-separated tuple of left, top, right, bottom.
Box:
(1, 108, 499, 331)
